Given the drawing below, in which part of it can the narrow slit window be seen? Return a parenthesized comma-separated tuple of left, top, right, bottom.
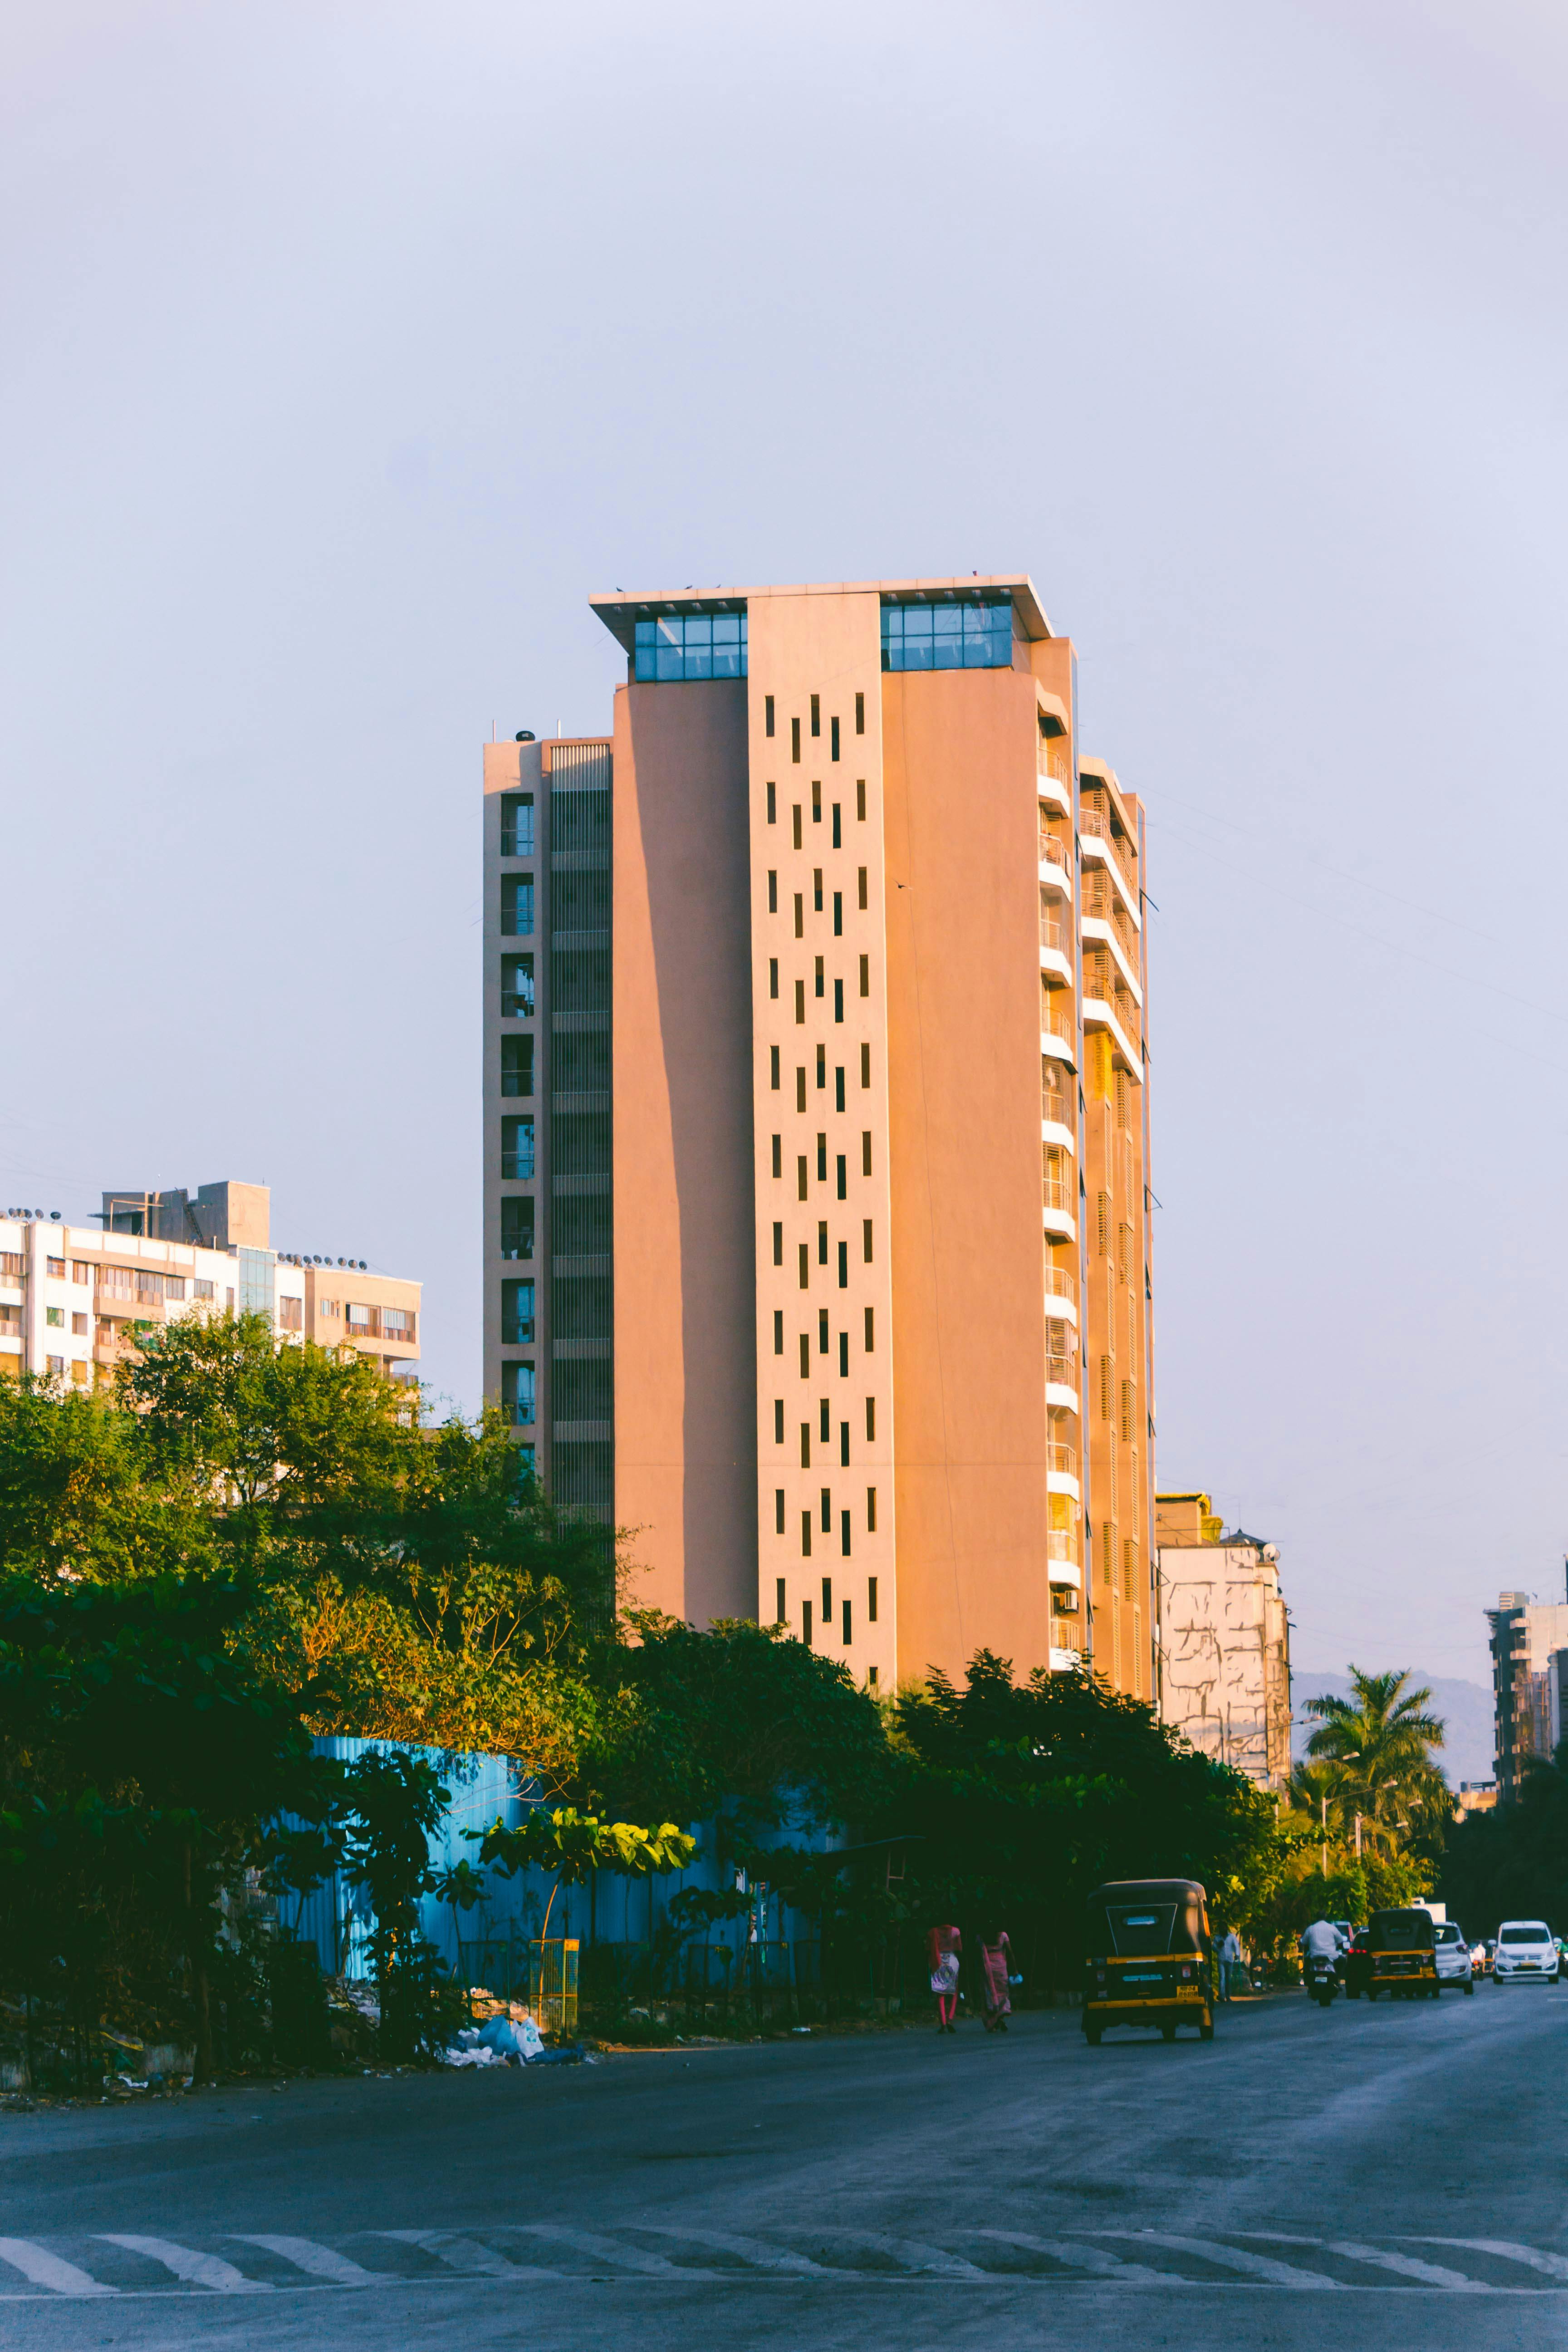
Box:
(775, 1567, 785, 1609)
(812, 780, 822, 823)
(860, 1042, 871, 1087)
(771, 1045, 781, 1090)
(771, 1134, 781, 1177)
(816, 1044, 826, 1088)
(842, 1592, 851, 1641)
(799, 1333, 810, 1378)
(766, 781, 776, 824)
(765, 694, 775, 738)
(862, 1218, 873, 1263)
(792, 716, 801, 763)
(856, 778, 866, 820)
(813, 867, 823, 911)
(767, 869, 777, 913)
(859, 953, 869, 997)
(797, 1154, 808, 1200)
(810, 693, 820, 737)
(793, 804, 803, 849)
(814, 956, 824, 1000)
(816, 1132, 827, 1181)
(838, 1330, 849, 1375)
(800, 1423, 811, 1467)
(795, 978, 806, 1023)
(799, 1243, 810, 1289)
(819, 1397, 830, 1442)
(794, 892, 804, 938)
(772, 1222, 783, 1265)
(835, 1065, 846, 1112)
(833, 891, 842, 936)
(862, 1132, 872, 1176)
(837, 1240, 848, 1288)
(864, 1305, 874, 1350)
(832, 804, 842, 848)
(774, 1310, 784, 1354)
(866, 1397, 876, 1441)
(818, 1220, 828, 1265)
(769, 957, 779, 999)
(868, 1575, 878, 1620)
(836, 1153, 847, 1200)
(831, 715, 840, 762)
(855, 691, 865, 735)
(839, 1420, 849, 1466)
(858, 867, 867, 911)
(796, 1066, 807, 1111)
(833, 978, 844, 1023)
(803, 1592, 813, 1634)
(773, 1399, 784, 1441)
(867, 1488, 877, 1533)
(818, 1306, 829, 1354)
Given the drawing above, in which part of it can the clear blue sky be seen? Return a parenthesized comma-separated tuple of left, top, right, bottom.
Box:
(5, 1, 1565, 1681)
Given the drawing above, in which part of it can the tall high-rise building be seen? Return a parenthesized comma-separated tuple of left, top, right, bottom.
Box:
(483, 576, 1155, 1696)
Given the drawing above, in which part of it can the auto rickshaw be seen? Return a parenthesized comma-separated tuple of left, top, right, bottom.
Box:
(1082, 1877, 1215, 2045)
(1364, 1906, 1439, 1999)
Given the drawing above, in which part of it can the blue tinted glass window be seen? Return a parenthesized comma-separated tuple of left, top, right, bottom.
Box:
(881, 598, 1013, 673)
(502, 1360, 536, 1424)
(634, 608, 749, 682)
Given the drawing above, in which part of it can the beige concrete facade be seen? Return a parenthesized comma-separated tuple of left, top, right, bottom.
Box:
(1155, 1491, 1291, 1786)
(482, 576, 1157, 1697)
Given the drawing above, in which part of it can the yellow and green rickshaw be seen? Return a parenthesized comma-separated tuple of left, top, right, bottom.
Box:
(1083, 1877, 1215, 2045)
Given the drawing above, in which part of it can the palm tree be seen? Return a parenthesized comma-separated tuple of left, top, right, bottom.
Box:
(1303, 1668, 1449, 1852)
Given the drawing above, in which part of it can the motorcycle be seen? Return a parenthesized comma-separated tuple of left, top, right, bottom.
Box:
(1306, 1953, 1340, 2009)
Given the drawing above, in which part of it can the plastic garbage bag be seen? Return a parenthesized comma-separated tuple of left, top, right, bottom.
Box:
(480, 2012, 544, 2062)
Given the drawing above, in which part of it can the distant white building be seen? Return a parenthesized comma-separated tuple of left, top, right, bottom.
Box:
(1155, 1491, 1291, 1787)
(0, 1178, 419, 1389)
(1487, 1592, 1568, 1800)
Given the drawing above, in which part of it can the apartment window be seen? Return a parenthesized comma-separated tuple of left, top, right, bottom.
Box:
(277, 1295, 303, 1333)
(346, 1303, 375, 1334)
(773, 1222, 783, 1265)
(856, 778, 866, 821)
(501, 1116, 535, 1180)
(501, 1034, 535, 1097)
(865, 1397, 876, 1441)
(838, 1330, 848, 1375)
(47, 1356, 65, 1378)
(502, 1278, 535, 1344)
(812, 780, 822, 824)
(769, 958, 778, 999)
(801, 1494, 812, 1541)
(771, 1134, 782, 1178)
(832, 804, 841, 848)
(768, 869, 777, 912)
(816, 1133, 827, 1182)
(45, 1256, 65, 1278)
(810, 694, 820, 737)
(837, 1240, 848, 1288)
(794, 893, 804, 939)
(72, 1261, 89, 1285)
(798, 1333, 810, 1378)
(821, 1573, 833, 1619)
(862, 1219, 873, 1263)
(796, 1066, 807, 1111)
(765, 694, 775, 737)
(193, 1277, 215, 1299)
(500, 1197, 535, 1260)
(833, 978, 844, 1023)
(794, 979, 806, 1024)
(793, 805, 803, 849)
(816, 1045, 826, 1088)
(880, 595, 1013, 671)
(71, 1313, 87, 1336)
(500, 795, 534, 857)
(799, 1243, 809, 1289)
(858, 867, 867, 911)
(766, 782, 776, 824)
(500, 1361, 535, 1426)
(803, 1595, 813, 1638)
(818, 1221, 829, 1266)
(633, 609, 747, 681)
(813, 867, 823, 912)
(835, 1066, 846, 1113)
(831, 716, 840, 762)
(833, 891, 842, 936)
(774, 1310, 784, 1354)
(45, 1306, 64, 1328)
(819, 1397, 830, 1443)
(861, 1132, 872, 1177)
(818, 1306, 829, 1354)
(839, 1420, 849, 1466)
(855, 691, 865, 735)
(864, 1305, 874, 1350)
(501, 953, 535, 1018)
(792, 716, 801, 762)
(501, 876, 534, 936)
(859, 954, 869, 998)
(867, 1574, 878, 1621)
(774, 1399, 784, 1442)
(797, 1152, 808, 1199)
(836, 1155, 846, 1200)
(772, 1046, 781, 1090)
(814, 957, 823, 1000)
(2, 1250, 25, 1276)
(867, 1489, 877, 1533)
(860, 1043, 871, 1087)
(841, 1594, 852, 1641)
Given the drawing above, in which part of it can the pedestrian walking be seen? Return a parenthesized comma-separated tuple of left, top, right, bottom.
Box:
(928, 1922, 962, 2032)
(978, 1926, 1013, 2032)
(1217, 1926, 1243, 2001)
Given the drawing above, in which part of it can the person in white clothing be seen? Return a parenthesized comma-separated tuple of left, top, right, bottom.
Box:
(1218, 1926, 1245, 2000)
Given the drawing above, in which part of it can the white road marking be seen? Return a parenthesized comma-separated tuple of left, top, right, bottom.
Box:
(1247, 2234, 1490, 2291)
(98, 2236, 271, 2293)
(517, 2225, 701, 2275)
(823, 2231, 986, 2276)
(638, 2227, 828, 2274)
(233, 2235, 384, 2285)
(973, 2230, 1174, 2282)
(1097, 2232, 1342, 2288)
(1411, 2239, 1568, 2283)
(381, 2230, 565, 2278)
(0, 2242, 116, 2298)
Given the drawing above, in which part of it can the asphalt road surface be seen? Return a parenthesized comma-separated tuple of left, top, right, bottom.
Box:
(3, 1980, 1566, 2351)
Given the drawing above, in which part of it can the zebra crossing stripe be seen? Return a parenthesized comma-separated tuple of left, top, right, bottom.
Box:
(0, 2242, 116, 2298)
(517, 2225, 694, 2275)
(638, 2227, 829, 2274)
(232, 2235, 384, 2285)
(973, 2230, 1173, 2282)
(1096, 2233, 1342, 2289)
(826, 2232, 985, 2276)
(1410, 2239, 1568, 2283)
(98, 2236, 270, 2293)
(380, 2231, 564, 2278)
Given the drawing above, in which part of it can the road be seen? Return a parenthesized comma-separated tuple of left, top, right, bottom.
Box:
(2, 1982, 1564, 2350)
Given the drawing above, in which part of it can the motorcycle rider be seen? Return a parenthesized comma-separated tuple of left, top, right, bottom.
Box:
(1301, 1914, 1348, 1997)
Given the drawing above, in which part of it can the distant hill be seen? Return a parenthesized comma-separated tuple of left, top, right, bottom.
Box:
(1289, 1670, 1494, 1788)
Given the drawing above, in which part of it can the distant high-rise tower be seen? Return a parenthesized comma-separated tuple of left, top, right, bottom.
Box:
(483, 576, 1155, 1698)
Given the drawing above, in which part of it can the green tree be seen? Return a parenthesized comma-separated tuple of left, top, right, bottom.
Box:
(476, 1807, 696, 1939)
(1301, 1668, 1449, 1857)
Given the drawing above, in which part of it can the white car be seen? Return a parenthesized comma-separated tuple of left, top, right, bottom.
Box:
(1432, 1921, 1474, 1993)
(1493, 1920, 1560, 1985)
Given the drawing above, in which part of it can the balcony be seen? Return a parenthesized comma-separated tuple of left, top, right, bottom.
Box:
(1083, 992, 1141, 1073)
(1038, 759, 1072, 817)
(500, 1152, 536, 1181)
(500, 828, 534, 859)
(1047, 1440, 1078, 1479)
(1038, 830, 1073, 884)
(1040, 1003, 1075, 1065)
(1045, 1352, 1078, 1402)
(1040, 1076, 1074, 1137)
(1048, 1527, 1081, 1568)
(500, 1323, 535, 1346)
(1044, 1264, 1077, 1311)
(1079, 810, 1138, 907)
(501, 991, 534, 1019)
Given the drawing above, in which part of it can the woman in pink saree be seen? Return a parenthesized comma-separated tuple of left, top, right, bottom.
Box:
(927, 1922, 961, 2032)
(978, 1927, 1013, 2031)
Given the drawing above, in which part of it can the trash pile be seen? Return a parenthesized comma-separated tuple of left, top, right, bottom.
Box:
(441, 2008, 594, 2070)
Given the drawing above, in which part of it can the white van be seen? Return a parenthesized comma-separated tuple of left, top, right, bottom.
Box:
(1493, 1920, 1559, 1985)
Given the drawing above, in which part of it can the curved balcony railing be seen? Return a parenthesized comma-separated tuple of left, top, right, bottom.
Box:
(1045, 1353, 1078, 1391)
(1042, 1175, 1073, 1213)
(1039, 917, 1067, 957)
(1041, 1003, 1073, 1043)
(1044, 1264, 1077, 1305)
(1080, 809, 1137, 894)
(1047, 1441, 1078, 1477)
(1047, 1528, 1081, 1564)
(1038, 831, 1072, 871)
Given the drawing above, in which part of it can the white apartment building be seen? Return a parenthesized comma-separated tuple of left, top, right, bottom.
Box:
(0, 1179, 420, 1387)
(1155, 1490, 1292, 1788)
